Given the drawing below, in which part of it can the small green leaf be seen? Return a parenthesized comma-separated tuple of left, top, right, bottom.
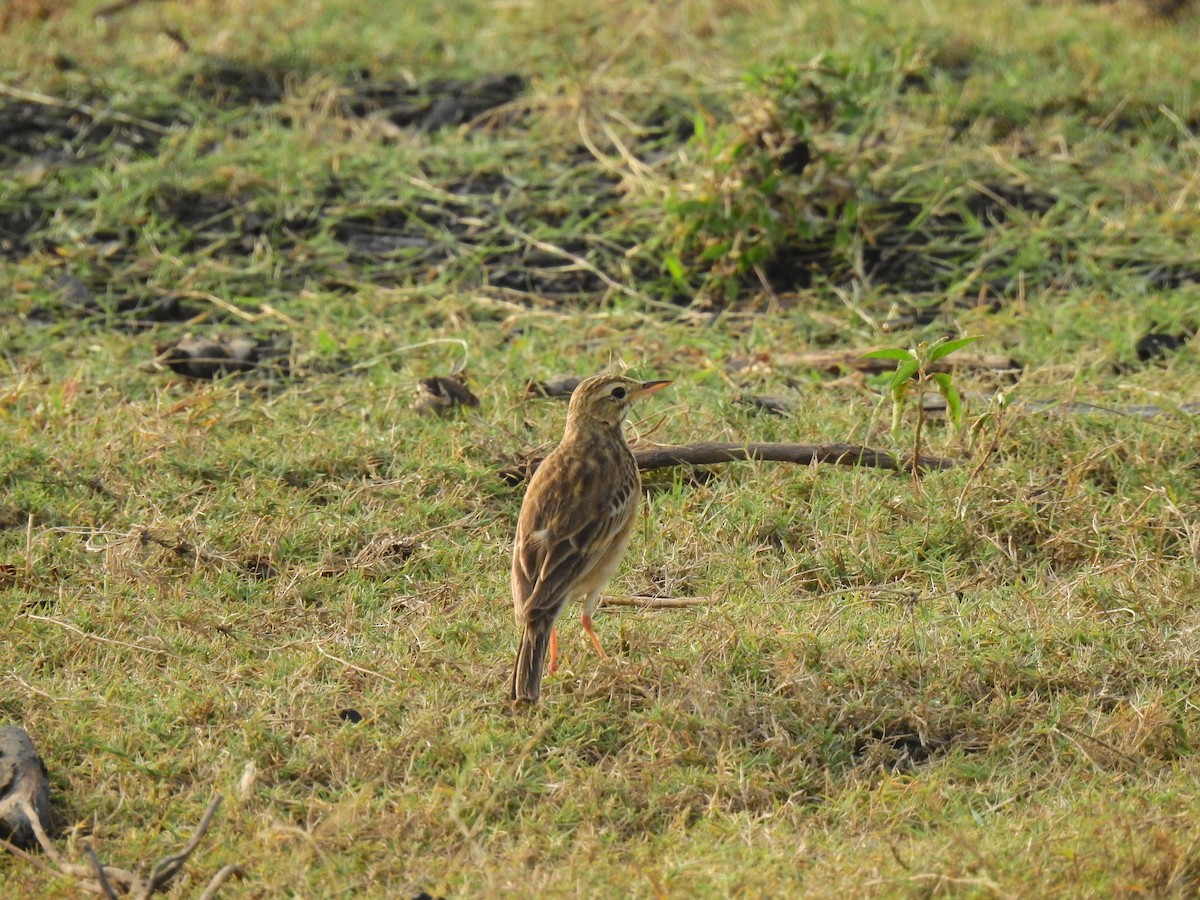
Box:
(698, 241, 732, 262)
(667, 199, 710, 216)
(861, 348, 915, 361)
(931, 372, 964, 428)
(743, 244, 770, 265)
(889, 358, 920, 389)
(664, 254, 685, 284)
(315, 328, 338, 356)
(929, 335, 981, 362)
(890, 389, 906, 442)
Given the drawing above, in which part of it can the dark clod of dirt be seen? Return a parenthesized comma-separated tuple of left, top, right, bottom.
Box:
(155, 333, 290, 380)
(524, 374, 583, 399)
(735, 393, 792, 416)
(964, 183, 1056, 225)
(775, 139, 811, 176)
(1137, 329, 1193, 362)
(180, 60, 294, 106)
(26, 276, 201, 328)
(1116, 323, 1199, 373)
(346, 72, 525, 132)
(853, 722, 954, 773)
(153, 185, 322, 257)
(52, 274, 94, 309)
(751, 180, 1057, 299)
(411, 375, 480, 416)
(0, 726, 52, 850)
(122, 294, 199, 324)
(332, 209, 434, 260)
(178, 62, 525, 132)
(0, 202, 49, 258)
(641, 109, 696, 146)
(239, 554, 278, 580)
(1143, 262, 1200, 290)
(338, 708, 364, 724)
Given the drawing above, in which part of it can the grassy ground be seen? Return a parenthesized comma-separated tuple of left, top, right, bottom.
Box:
(2, 0, 1200, 896)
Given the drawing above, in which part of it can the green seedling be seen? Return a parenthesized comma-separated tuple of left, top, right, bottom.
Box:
(862, 335, 980, 475)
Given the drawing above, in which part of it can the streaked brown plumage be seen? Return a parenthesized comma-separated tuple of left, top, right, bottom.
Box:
(510, 373, 671, 702)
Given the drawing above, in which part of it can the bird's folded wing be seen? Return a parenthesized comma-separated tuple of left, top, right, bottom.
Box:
(511, 453, 635, 622)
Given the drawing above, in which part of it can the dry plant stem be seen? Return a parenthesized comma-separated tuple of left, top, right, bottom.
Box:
(956, 410, 1009, 518)
(197, 864, 245, 900)
(86, 844, 120, 900)
(506, 442, 958, 483)
(912, 381, 926, 489)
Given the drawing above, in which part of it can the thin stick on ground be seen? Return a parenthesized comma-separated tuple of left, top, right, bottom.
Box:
(602, 595, 716, 608)
(501, 441, 959, 483)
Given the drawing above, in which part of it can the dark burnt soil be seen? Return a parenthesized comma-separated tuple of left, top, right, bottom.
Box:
(2, 63, 526, 172)
(0, 96, 175, 168)
(340, 72, 527, 131)
(764, 184, 1056, 292)
(152, 185, 329, 257)
(2, 58, 1191, 338)
(180, 60, 526, 130)
(330, 166, 632, 297)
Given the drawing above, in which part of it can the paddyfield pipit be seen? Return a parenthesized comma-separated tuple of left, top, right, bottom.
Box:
(510, 373, 671, 702)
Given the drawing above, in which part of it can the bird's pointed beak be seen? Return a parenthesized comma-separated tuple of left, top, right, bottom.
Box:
(633, 380, 672, 399)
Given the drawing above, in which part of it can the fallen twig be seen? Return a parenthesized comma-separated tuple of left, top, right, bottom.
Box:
(637, 442, 957, 472)
(731, 348, 1021, 377)
(500, 441, 958, 484)
(602, 596, 715, 608)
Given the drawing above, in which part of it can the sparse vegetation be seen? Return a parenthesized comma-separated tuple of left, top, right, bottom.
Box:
(2, 0, 1199, 896)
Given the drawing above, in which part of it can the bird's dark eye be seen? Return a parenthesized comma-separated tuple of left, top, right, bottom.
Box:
(611, 386, 627, 400)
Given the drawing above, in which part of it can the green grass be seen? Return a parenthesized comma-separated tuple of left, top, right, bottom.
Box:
(2, 0, 1200, 896)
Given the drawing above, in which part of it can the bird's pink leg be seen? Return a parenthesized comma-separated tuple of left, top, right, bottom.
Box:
(581, 615, 608, 659)
(547, 628, 558, 675)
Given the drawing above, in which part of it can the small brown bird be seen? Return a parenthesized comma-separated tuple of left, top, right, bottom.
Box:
(510, 373, 671, 702)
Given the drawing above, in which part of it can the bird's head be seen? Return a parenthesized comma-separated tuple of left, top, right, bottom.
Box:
(566, 374, 671, 430)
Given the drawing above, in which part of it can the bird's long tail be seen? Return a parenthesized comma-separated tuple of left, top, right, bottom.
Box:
(511, 622, 553, 702)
